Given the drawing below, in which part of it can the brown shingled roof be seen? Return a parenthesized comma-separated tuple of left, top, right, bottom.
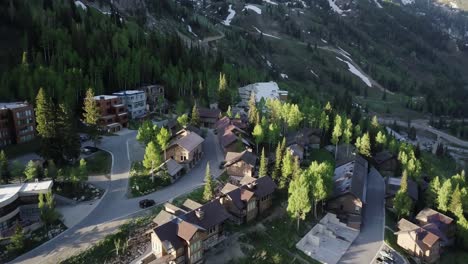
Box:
(177, 220, 199, 241)
(225, 151, 257, 167)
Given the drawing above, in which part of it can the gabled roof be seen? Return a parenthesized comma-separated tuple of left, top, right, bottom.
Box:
(221, 132, 238, 148)
(386, 177, 419, 201)
(416, 208, 454, 225)
(245, 176, 277, 199)
(158, 159, 184, 176)
(154, 221, 184, 251)
(331, 155, 368, 203)
(177, 220, 200, 241)
(286, 128, 321, 146)
(396, 218, 440, 250)
(182, 199, 231, 230)
(374, 151, 396, 164)
(216, 116, 231, 131)
(225, 151, 257, 167)
(221, 183, 239, 194)
(170, 132, 204, 152)
(198, 108, 221, 119)
(153, 210, 177, 226)
(182, 199, 202, 211)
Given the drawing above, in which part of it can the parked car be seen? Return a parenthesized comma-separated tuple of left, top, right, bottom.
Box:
(139, 199, 155, 208)
(81, 146, 100, 155)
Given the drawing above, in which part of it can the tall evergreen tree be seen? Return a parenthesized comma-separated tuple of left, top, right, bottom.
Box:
(57, 104, 80, 162)
(272, 142, 282, 181)
(247, 92, 258, 125)
(426, 176, 441, 208)
(157, 127, 171, 160)
(203, 162, 214, 202)
(82, 88, 100, 146)
(0, 150, 9, 183)
(343, 119, 353, 156)
(252, 123, 264, 154)
(450, 185, 463, 216)
(191, 104, 200, 126)
(35, 88, 53, 138)
(438, 178, 453, 212)
(281, 149, 294, 187)
(217, 73, 230, 111)
(393, 170, 413, 218)
(356, 133, 371, 157)
(24, 160, 38, 181)
(259, 148, 268, 177)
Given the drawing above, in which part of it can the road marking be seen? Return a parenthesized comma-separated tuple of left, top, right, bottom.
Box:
(126, 138, 131, 162)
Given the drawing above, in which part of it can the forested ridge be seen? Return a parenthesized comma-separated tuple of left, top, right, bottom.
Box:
(0, 0, 264, 114)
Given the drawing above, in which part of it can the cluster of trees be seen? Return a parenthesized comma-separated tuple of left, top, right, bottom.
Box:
(426, 171, 468, 248)
(287, 161, 333, 230)
(138, 121, 171, 177)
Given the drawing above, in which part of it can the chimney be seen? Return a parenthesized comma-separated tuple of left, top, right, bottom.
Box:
(195, 209, 204, 220)
(247, 182, 257, 190)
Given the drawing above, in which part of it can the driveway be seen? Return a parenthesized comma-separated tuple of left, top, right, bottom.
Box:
(339, 167, 385, 264)
(11, 129, 224, 264)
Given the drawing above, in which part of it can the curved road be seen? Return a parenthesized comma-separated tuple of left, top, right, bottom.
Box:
(12, 129, 224, 264)
(379, 118, 468, 148)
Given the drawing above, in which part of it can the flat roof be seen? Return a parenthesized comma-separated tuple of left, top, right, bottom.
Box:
(112, 90, 144, 95)
(0, 102, 30, 110)
(93, 95, 118, 100)
(0, 180, 53, 205)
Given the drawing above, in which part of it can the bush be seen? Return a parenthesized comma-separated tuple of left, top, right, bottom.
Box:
(129, 162, 171, 197)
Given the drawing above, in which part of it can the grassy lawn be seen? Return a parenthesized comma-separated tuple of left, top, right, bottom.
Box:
(308, 148, 335, 166)
(1, 138, 40, 158)
(440, 249, 468, 264)
(85, 151, 112, 176)
(172, 186, 205, 207)
(128, 162, 172, 197)
(385, 209, 397, 230)
(421, 152, 459, 179)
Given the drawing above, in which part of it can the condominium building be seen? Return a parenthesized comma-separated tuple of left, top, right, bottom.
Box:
(112, 90, 147, 119)
(0, 180, 53, 238)
(141, 85, 166, 113)
(0, 102, 35, 147)
(93, 95, 128, 132)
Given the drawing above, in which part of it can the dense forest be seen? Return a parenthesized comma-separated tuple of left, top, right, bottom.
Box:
(0, 0, 266, 114)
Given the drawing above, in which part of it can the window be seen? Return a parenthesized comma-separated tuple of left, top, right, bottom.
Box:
(191, 250, 202, 262)
(208, 226, 216, 234)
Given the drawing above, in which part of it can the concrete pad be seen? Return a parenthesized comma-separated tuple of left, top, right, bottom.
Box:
(57, 199, 101, 228)
(296, 213, 359, 264)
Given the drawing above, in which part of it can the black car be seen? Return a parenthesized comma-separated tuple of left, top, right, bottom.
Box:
(139, 199, 155, 208)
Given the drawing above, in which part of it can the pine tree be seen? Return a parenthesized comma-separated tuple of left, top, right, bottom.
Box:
(203, 162, 214, 201)
(331, 114, 342, 159)
(393, 170, 413, 218)
(24, 160, 38, 181)
(217, 73, 231, 111)
(157, 127, 171, 160)
(259, 148, 268, 177)
(272, 142, 282, 181)
(6, 226, 25, 255)
(287, 173, 311, 231)
(83, 88, 100, 145)
(57, 104, 80, 162)
(438, 178, 453, 212)
(450, 185, 463, 216)
(35, 88, 53, 138)
(0, 150, 9, 183)
(426, 176, 441, 208)
(191, 104, 200, 126)
(375, 131, 387, 151)
(281, 150, 294, 188)
(248, 92, 258, 125)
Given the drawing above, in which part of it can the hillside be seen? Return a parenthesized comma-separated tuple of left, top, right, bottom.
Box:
(1, 0, 467, 119)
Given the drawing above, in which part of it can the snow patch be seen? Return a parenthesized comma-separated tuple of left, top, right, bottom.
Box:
(321, 39, 328, 44)
(222, 5, 236, 26)
(373, 0, 383, 8)
(188, 25, 198, 38)
(74, 1, 87, 10)
(310, 70, 319, 78)
(336, 57, 372, 87)
(280, 73, 289, 79)
(263, 0, 279, 5)
(253, 26, 281, 39)
(401, 0, 415, 5)
(327, 0, 344, 14)
(244, 4, 262, 14)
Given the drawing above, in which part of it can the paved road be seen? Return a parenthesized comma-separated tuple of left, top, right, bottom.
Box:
(380, 118, 468, 148)
(339, 168, 385, 264)
(11, 129, 224, 264)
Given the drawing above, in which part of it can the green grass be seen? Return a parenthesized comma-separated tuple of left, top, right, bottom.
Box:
(421, 152, 459, 179)
(385, 209, 398, 230)
(128, 162, 171, 197)
(172, 186, 205, 207)
(85, 151, 112, 176)
(308, 148, 335, 166)
(440, 249, 468, 264)
(1, 138, 40, 158)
